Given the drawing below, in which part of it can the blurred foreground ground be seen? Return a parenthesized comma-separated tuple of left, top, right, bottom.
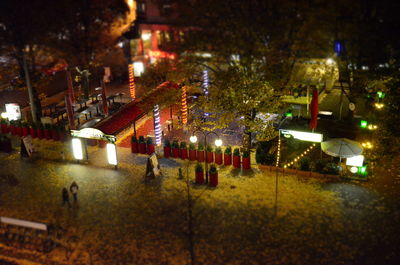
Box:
(0, 139, 399, 265)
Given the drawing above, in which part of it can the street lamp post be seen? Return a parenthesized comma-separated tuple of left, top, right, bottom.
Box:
(190, 129, 222, 184)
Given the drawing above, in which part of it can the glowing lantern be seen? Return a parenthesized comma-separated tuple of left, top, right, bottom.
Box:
(181, 86, 188, 125)
(128, 63, 135, 99)
(153, 104, 162, 146)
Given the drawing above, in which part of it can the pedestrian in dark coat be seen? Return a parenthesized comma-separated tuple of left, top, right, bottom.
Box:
(62, 187, 70, 206)
(70, 181, 79, 201)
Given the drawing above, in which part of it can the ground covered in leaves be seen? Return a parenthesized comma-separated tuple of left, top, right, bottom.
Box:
(0, 139, 399, 264)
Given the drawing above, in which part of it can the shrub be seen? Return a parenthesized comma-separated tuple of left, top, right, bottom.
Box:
(299, 156, 311, 171)
(131, 135, 138, 143)
(233, 148, 240, 156)
(314, 159, 327, 173)
(242, 149, 250, 158)
(209, 164, 217, 174)
(164, 139, 171, 147)
(139, 136, 145, 143)
(224, 146, 232, 155)
(324, 163, 340, 175)
(197, 142, 204, 151)
(180, 141, 187, 149)
(215, 147, 222, 154)
(189, 143, 196, 150)
(256, 145, 273, 165)
(195, 163, 203, 172)
(146, 137, 153, 144)
(206, 145, 213, 152)
(172, 140, 179, 148)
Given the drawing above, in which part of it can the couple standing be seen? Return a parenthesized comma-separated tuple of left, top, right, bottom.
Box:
(62, 181, 79, 206)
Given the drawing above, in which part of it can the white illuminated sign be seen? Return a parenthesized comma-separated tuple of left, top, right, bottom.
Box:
(71, 128, 116, 143)
(133, 61, 144, 77)
(5, 103, 21, 121)
(350, 166, 358, 174)
(280, 130, 323, 142)
(346, 155, 364, 167)
(106, 143, 118, 166)
(72, 138, 83, 160)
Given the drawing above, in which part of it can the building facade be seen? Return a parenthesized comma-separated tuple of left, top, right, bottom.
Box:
(126, 0, 182, 76)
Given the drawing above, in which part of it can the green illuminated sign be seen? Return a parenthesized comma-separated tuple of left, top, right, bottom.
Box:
(360, 120, 368, 128)
(377, 91, 385, 99)
(358, 166, 367, 175)
(285, 112, 293, 117)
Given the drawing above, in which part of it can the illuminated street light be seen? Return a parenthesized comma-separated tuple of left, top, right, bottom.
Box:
(190, 135, 198, 143)
(326, 58, 334, 65)
(190, 128, 221, 183)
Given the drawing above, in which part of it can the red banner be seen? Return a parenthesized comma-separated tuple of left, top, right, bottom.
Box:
(66, 70, 75, 104)
(101, 81, 109, 115)
(65, 95, 75, 130)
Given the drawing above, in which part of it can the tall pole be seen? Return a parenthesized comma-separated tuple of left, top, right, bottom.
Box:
(204, 134, 208, 184)
(274, 130, 281, 217)
(22, 53, 37, 123)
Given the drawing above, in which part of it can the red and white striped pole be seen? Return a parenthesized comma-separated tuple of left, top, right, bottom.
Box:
(128, 63, 135, 100)
(181, 85, 188, 125)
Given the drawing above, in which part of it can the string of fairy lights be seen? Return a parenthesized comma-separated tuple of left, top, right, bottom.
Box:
(276, 137, 281, 167)
(153, 104, 162, 146)
(128, 63, 135, 99)
(283, 143, 316, 168)
(181, 86, 188, 124)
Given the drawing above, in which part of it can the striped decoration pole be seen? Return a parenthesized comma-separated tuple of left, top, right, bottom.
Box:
(181, 86, 188, 125)
(203, 69, 209, 96)
(153, 104, 162, 146)
(128, 63, 135, 100)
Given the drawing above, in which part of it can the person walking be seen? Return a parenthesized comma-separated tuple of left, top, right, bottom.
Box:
(70, 181, 79, 202)
(62, 188, 70, 207)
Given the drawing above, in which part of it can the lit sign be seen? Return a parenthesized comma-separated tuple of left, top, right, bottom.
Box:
(71, 128, 116, 143)
(280, 129, 323, 142)
(360, 120, 368, 128)
(133, 61, 144, 77)
(5, 103, 21, 121)
(149, 50, 176, 60)
(350, 166, 358, 174)
(106, 143, 118, 166)
(346, 155, 364, 167)
(72, 138, 83, 160)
